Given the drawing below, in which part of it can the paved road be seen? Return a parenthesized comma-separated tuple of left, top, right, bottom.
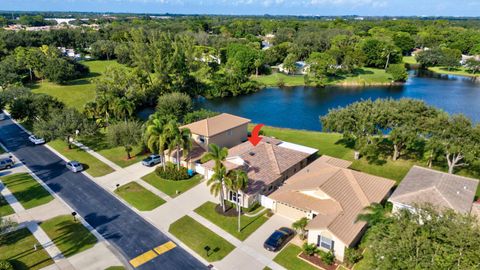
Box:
(0, 117, 207, 270)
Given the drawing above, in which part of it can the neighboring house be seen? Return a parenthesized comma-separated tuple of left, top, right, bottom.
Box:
(269, 155, 395, 261)
(461, 54, 480, 65)
(389, 166, 479, 214)
(202, 136, 318, 208)
(277, 61, 310, 75)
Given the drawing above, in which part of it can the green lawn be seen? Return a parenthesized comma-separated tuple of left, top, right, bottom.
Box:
(403, 56, 417, 64)
(30, 60, 121, 110)
(428, 66, 479, 77)
(194, 201, 270, 240)
(114, 181, 165, 211)
(252, 73, 306, 87)
(0, 173, 53, 209)
(79, 133, 149, 168)
(142, 172, 203, 198)
(0, 194, 15, 216)
(47, 139, 115, 177)
(273, 244, 317, 270)
(0, 228, 54, 270)
(40, 215, 97, 257)
(169, 215, 235, 262)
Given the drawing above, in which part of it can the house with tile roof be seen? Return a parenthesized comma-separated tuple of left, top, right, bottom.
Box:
(389, 166, 479, 214)
(269, 155, 395, 261)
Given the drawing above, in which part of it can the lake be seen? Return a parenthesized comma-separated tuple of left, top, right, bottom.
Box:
(196, 70, 480, 131)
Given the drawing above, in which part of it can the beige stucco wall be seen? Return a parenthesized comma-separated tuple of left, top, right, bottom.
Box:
(274, 202, 309, 221)
(207, 124, 248, 149)
(307, 229, 347, 262)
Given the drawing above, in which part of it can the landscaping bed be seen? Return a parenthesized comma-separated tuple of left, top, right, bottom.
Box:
(273, 244, 319, 270)
(0, 173, 53, 209)
(48, 139, 114, 177)
(169, 215, 235, 262)
(0, 194, 14, 216)
(114, 181, 165, 211)
(194, 201, 270, 240)
(142, 172, 202, 198)
(298, 252, 339, 270)
(39, 215, 97, 257)
(0, 228, 54, 270)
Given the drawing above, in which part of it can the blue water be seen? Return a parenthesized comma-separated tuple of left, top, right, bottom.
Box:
(196, 70, 480, 131)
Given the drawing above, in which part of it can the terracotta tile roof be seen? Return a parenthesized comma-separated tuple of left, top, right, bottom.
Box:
(180, 113, 250, 137)
(389, 166, 479, 214)
(203, 136, 313, 194)
(269, 155, 395, 246)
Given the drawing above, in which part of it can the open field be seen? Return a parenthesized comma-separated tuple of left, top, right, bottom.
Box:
(40, 215, 97, 257)
(30, 60, 121, 110)
(169, 215, 235, 262)
(142, 172, 203, 198)
(114, 181, 165, 211)
(0, 173, 53, 209)
(47, 140, 114, 177)
(0, 228, 54, 270)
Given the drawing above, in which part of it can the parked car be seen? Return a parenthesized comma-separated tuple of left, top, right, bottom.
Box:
(0, 157, 14, 170)
(142, 154, 162, 167)
(66, 161, 83, 173)
(263, 227, 295, 252)
(28, 135, 45, 145)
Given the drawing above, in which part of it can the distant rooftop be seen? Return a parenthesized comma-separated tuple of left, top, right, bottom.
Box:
(181, 113, 250, 137)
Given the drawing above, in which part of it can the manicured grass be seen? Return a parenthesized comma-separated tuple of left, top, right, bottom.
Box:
(114, 181, 165, 211)
(79, 133, 149, 168)
(142, 172, 203, 197)
(47, 139, 114, 177)
(39, 215, 97, 257)
(30, 60, 121, 110)
(169, 215, 235, 262)
(0, 228, 54, 270)
(428, 66, 479, 77)
(194, 201, 270, 240)
(253, 73, 306, 87)
(273, 244, 317, 270)
(403, 56, 417, 64)
(104, 267, 125, 270)
(0, 173, 53, 209)
(0, 194, 15, 216)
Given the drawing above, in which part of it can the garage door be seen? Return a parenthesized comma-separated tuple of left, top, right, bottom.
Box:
(275, 202, 308, 221)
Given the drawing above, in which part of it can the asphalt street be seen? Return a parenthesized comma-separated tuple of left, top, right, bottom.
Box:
(0, 117, 207, 270)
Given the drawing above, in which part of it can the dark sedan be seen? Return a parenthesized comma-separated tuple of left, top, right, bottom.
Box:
(263, 227, 295, 252)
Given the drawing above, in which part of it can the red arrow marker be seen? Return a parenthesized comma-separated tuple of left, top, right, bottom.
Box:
(248, 124, 264, 146)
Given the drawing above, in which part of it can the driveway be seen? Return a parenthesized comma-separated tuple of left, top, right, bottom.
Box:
(0, 117, 206, 270)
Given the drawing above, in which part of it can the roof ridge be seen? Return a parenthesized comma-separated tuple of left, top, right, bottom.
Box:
(432, 186, 457, 210)
(390, 186, 436, 201)
(343, 169, 371, 207)
(205, 117, 210, 137)
(412, 165, 479, 183)
(265, 143, 281, 174)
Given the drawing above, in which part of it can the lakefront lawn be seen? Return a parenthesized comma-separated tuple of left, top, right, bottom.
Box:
(141, 172, 203, 197)
(428, 66, 479, 77)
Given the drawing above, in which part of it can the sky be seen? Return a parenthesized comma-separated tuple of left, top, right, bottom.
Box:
(1, 0, 480, 17)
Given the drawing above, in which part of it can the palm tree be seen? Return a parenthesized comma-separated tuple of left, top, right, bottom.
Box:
(163, 121, 192, 170)
(96, 94, 113, 127)
(292, 217, 309, 240)
(113, 97, 135, 122)
(203, 144, 229, 212)
(355, 203, 389, 227)
(225, 169, 249, 232)
(145, 114, 170, 170)
(84, 101, 100, 120)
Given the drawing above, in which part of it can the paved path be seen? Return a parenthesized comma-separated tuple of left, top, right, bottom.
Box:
(0, 116, 207, 270)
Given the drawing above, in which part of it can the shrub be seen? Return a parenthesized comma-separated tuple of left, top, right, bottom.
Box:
(344, 248, 363, 267)
(0, 260, 13, 270)
(155, 162, 190, 180)
(302, 242, 319, 256)
(386, 63, 408, 82)
(318, 250, 335, 265)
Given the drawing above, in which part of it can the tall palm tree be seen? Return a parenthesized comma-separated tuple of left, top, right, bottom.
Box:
(203, 144, 229, 212)
(114, 97, 135, 122)
(164, 121, 192, 170)
(145, 115, 170, 170)
(83, 101, 100, 120)
(225, 169, 249, 232)
(355, 203, 389, 227)
(96, 94, 113, 127)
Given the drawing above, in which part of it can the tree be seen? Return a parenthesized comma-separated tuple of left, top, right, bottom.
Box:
(163, 120, 192, 170)
(360, 38, 402, 69)
(203, 144, 229, 212)
(0, 215, 16, 241)
(106, 121, 142, 159)
(183, 109, 219, 124)
(292, 217, 309, 240)
(440, 48, 461, 71)
(392, 32, 415, 55)
(355, 203, 390, 227)
(282, 53, 297, 74)
(156, 92, 193, 121)
(145, 113, 172, 170)
(225, 169, 249, 232)
(307, 52, 337, 86)
(113, 97, 135, 121)
(465, 58, 480, 74)
(415, 47, 444, 67)
(90, 40, 117, 60)
(386, 64, 408, 82)
(33, 108, 96, 149)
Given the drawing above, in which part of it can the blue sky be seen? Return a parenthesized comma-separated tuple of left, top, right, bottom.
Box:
(2, 0, 480, 16)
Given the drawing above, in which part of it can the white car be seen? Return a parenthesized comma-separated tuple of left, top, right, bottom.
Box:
(66, 161, 84, 173)
(28, 135, 45, 145)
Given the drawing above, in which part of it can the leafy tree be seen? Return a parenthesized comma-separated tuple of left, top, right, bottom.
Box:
(90, 40, 117, 60)
(203, 144, 229, 212)
(225, 169, 249, 232)
(106, 121, 142, 159)
(386, 64, 408, 82)
(440, 48, 461, 70)
(465, 58, 480, 74)
(307, 52, 336, 86)
(359, 38, 402, 69)
(156, 92, 193, 121)
(292, 217, 309, 240)
(183, 109, 219, 124)
(282, 53, 297, 74)
(393, 32, 415, 55)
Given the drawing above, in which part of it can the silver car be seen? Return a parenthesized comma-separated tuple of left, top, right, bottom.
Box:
(142, 154, 162, 167)
(0, 157, 14, 170)
(66, 161, 83, 173)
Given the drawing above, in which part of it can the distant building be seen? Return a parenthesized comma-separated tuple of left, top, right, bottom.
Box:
(277, 61, 310, 75)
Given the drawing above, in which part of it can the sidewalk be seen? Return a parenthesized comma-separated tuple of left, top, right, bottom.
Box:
(72, 141, 122, 171)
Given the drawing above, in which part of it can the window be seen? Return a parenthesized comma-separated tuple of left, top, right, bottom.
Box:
(229, 191, 241, 203)
(227, 130, 233, 136)
(317, 235, 334, 250)
(199, 135, 205, 144)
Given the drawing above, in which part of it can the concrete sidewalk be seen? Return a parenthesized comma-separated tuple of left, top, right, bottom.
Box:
(72, 141, 122, 171)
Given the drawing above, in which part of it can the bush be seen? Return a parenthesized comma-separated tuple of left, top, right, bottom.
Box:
(318, 250, 335, 265)
(344, 248, 363, 267)
(0, 260, 13, 270)
(302, 242, 319, 256)
(155, 162, 190, 180)
(386, 64, 408, 82)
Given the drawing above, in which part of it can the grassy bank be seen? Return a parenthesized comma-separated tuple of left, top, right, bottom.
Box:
(114, 181, 165, 211)
(30, 60, 121, 110)
(0, 173, 54, 209)
(402, 56, 417, 64)
(428, 66, 479, 78)
(252, 68, 393, 87)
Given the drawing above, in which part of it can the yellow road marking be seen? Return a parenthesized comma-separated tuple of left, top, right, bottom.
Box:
(154, 241, 177, 255)
(129, 250, 158, 268)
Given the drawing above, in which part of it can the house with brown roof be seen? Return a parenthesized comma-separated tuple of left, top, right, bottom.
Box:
(389, 166, 479, 214)
(202, 136, 317, 208)
(269, 155, 395, 261)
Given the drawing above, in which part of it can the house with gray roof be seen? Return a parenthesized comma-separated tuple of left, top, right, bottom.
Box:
(389, 166, 479, 214)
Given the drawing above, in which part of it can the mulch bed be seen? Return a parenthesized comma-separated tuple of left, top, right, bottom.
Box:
(298, 252, 339, 270)
(214, 204, 240, 217)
